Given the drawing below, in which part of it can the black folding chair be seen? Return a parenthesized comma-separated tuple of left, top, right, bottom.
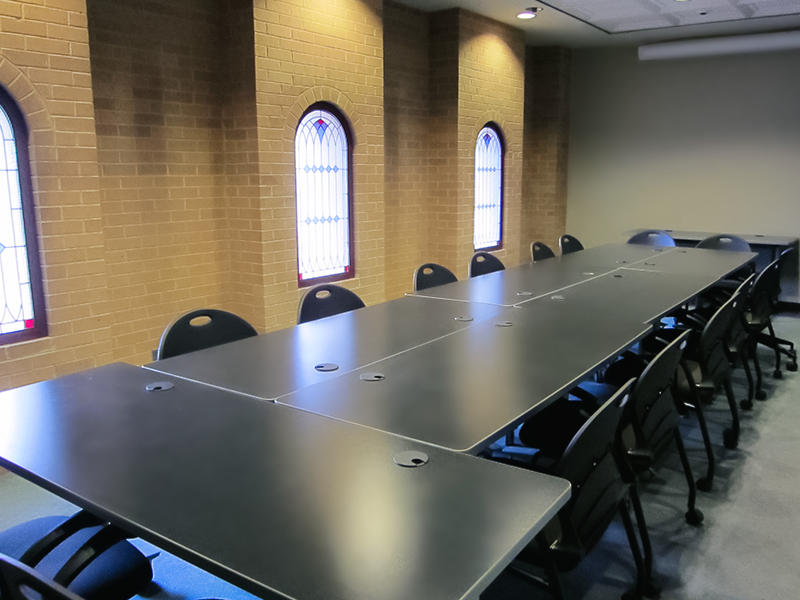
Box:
(297, 284, 365, 324)
(0, 511, 152, 600)
(620, 330, 703, 526)
(558, 234, 584, 255)
(627, 230, 676, 247)
(503, 382, 653, 600)
(468, 252, 505, 277)
(157, 309, 258, 360)
(413, 263, 458, 291)
(531, 241, 556, 262)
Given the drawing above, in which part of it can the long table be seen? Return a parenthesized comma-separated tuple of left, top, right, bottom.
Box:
(624, 228, 799, 302)
(0, 243, 757, 600)
(0, 364, 570, 600)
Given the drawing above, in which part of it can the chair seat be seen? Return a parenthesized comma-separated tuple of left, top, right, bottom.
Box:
(0, 516, 152, 600)
(677, 359, 717, 400)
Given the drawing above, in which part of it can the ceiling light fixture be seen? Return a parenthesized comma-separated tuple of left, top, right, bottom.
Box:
(517, 7, 543, 20)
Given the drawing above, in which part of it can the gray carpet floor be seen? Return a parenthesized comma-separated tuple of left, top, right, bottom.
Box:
(2, 315, 799, 600)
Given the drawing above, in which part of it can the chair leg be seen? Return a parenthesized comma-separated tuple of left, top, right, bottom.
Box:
(738, 349, 755, 411)
(692, 397, 716, 491)
(751, 338, 767, 400)
(618, 498, 646, 600)
(680, 361, 715, 491)
(771, 333, 797, 371)
(766, 320, 783, 378)
(536, 532, 565, 600)
(673, 429, 703, 525)
(628, 486, 660, 598)
(722, 377, 739, 450)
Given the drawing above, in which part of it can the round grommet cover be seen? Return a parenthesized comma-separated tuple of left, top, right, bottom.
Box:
(315, 363, 339, 372)
(454, 316, 474, 322)
(145, 382, 174, 392)
(360, 372, 385, 382)
(394, 451, 429, 468)
(495, 321, 513, 327)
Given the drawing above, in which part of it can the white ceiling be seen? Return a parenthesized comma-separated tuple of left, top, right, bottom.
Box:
(393, 0, 800, 47)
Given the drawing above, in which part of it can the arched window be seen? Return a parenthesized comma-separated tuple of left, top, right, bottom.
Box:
(294, 103, 354, 286)
(473, 124, 504, 251)
(0, 86, 46, 345)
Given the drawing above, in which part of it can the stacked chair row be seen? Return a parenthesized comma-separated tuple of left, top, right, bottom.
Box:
(487, 231, 795, 599)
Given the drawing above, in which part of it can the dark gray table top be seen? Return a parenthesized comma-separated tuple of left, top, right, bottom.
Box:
(617, 247, 757, 278)
(145, 295, 505, 400)
(278, 305, 650, 454)
(624, 229, 798, 247)
(411, 244, 676, 306)
(518, 268, 722, 325)
(0, 363, 570, 600)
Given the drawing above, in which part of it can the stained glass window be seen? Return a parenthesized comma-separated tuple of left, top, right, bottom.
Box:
(474, 125, 504, 251)
(295, 105, 353, 285)
(0, 87, 46, 345)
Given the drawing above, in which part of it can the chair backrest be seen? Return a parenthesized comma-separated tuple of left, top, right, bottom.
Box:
(770, 247, 793, 305)
(157, 309, 258, 360)
(297, 284, 366, 324)
(696, 293, 739, 383)
(556, 381, 634, 553)
(559, 234, 584, 255)
(696, 234, 751, 252)
(747, 256, 781, 323)
(628, 330, 690, 458)
(627, 230, 676, 247)
(468, 252, 505, 278)
(530, 241, 556, 262)
(0, 553, 84, 600)
(413, 263, 458, 292)
(725, 274, 755, 352)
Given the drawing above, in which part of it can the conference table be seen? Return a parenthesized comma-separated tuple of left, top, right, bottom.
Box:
(624, 228, 799, 302)
(0, 364, 570, 600)
(0, 242, 756, 600)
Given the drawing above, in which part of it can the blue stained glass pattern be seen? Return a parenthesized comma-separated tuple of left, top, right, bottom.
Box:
(295, 108, 351, 282)
(0, 104, 36, 336)
(474, 126, 503, 250)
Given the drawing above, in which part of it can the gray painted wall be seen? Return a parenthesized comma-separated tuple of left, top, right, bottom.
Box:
(566, 46, 800, 299)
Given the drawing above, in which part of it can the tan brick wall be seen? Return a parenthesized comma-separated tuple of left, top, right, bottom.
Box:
(0, 0, 113, 391)
(219, 0, 266, 331)
(383, 1, 430, 297)
(253, 0, 386, 328)
(522, 46, 571, 257)
(86, 0, 229, 365)
(426, 9, 526, 278)
(427, 10, 461, 274)
(1, 0, 554, 390)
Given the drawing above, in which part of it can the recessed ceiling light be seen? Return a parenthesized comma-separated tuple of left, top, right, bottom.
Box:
(517, 7, 543, 19)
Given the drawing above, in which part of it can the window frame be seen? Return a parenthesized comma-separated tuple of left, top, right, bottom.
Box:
(294, 102, 356, 288)
(472, 123, 505, 252)
(0, 85, 47, 346)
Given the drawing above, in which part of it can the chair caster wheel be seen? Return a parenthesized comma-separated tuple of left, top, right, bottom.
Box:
(723, 428, 738, 449)
(788, 362, 798, 372)
(740, 399, 753, 410)
(774, 369, 783, 379)
(644, 578, 662, 598)
(685, 508, 704, 526)
(756, 389, 768, 401)
(696, 477, 712, 492)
